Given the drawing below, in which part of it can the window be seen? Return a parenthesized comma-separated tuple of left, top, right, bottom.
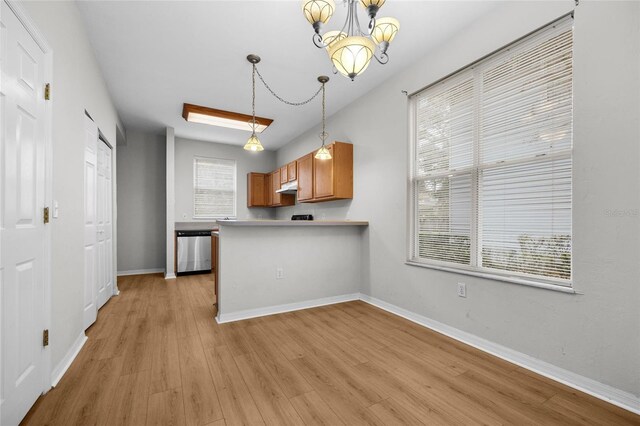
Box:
(193, 157, 237, 219)
(409, 16, 573, 287)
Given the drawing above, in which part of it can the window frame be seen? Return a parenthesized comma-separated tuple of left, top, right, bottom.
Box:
(192, 156, 238, 220)
(407, 15, 574, 293)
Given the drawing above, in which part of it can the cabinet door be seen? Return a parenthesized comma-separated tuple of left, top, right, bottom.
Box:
(247, 173, 266, 207)
(287, 161, 297, 181)
(313, 145, 334, 199)
(265, 173, 273, 206)
(297, 153, 314, 201)
(280, 166, 288, 184)
(272, 169, 282, 205)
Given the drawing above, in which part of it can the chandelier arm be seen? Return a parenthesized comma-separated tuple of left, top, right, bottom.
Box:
(374, 51, 389, 65)
(255, 66, 324, 106)
(313, 32, 328, 48)
(353, 2, 368, 36)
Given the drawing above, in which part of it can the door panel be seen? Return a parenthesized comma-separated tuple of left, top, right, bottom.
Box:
(96, 138, 112, 308)
(313, 145, 334, 199)
(297, 154, 313, 202)
(83, 116, 97, 329)
(1, 2, 47, 424)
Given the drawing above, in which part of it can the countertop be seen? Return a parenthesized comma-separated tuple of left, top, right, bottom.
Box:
(216, 220, 369, 227)
(175, 221, 219, 231)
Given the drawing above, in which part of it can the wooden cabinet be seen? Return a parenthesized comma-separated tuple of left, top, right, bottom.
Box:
(296, 153, 314, 202)
(265, 173, 273, 206)
(247, 141, 351, 207)
(287, 161, 297, 181)
(269, 169, 294, 207)
(247, 172, 267, 207)
(311, 141, 353, 202)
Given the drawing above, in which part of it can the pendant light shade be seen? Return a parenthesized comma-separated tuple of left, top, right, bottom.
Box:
(315, 145, 332, 160)
(244, 134, 264, 152)
(371, 17, 400, 45)
(302, 0, 335, 26)
(328, 36, 376, 80)
(322, 30, 347, 50)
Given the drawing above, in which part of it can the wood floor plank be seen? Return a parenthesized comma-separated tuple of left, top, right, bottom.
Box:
(243, 324, 313, 398)
(20, 274, 639, 426)
(204, 345, 265, 426)
(289, 391, 345, 426)
(107, 369, 152, 426)
(369, 397, 427, 426)
(178, 333, 224, 426)
(146, 388, 186, 426)
(149, 323, 182, 395)
(234, 351, 304, 426)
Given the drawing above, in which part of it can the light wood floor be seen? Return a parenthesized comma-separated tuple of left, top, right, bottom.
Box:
(22, 273, 639, 426)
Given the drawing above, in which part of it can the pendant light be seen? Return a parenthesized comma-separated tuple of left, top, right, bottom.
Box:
(244, 54, 264, 152)
(315, 76, 332, 160)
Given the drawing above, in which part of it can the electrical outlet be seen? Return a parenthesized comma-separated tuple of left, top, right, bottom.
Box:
(276, 267, 284, 279)
(457, 282, 467, 298)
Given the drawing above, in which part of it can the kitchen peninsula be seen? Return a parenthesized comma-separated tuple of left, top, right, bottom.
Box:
(215, 219, 368, 323)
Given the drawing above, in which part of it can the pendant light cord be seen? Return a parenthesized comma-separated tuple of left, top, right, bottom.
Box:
(255, 66, 323, 107)
(320, 81, 327, 145)
(251, 63, 257, 135)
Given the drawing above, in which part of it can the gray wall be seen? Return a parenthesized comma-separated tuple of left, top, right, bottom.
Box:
(218, 225, 364, 321)
(276, 1, 640, 397)
(21, 1, 123, 370)
(175, 137, 276, 221)
(116, 131, 166, 272)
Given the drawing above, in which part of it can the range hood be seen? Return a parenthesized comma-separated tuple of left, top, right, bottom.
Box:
(276, 181, 298, 194)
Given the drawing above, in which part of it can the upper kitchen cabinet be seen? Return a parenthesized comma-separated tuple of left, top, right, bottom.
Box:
(287, 161, 297, 182)
(280, 166, 288, 184)
(297, 153, 314, 202)
(310, 141, 353, 202)
(271, 169, 295, 207)
(247, 172, 267, 207)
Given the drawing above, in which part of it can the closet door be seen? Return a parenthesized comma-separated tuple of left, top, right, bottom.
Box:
(96, 138, 113, 309)
(83, 115, 98, 329)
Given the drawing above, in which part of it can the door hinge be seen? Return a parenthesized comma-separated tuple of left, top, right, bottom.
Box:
(43, 329, 49, 347)
(43, 207, 50, 224)
(44, 83, 51, 100)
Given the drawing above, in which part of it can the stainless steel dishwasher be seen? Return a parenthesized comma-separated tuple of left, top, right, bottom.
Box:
(176, 230, 212, 275)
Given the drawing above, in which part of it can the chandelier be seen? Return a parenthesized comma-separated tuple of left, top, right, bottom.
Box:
(302, 0, 400, 81)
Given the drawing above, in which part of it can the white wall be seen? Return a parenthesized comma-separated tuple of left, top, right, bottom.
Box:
(218, 225, 364, 321)
(276, 1, 640, 397)
(174, 137, 277, 221)
(20, 1, 123, 369)
(116, 131, 165, 273)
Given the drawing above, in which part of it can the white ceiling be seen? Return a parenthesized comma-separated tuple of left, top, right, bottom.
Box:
(77, 1, 499, 150)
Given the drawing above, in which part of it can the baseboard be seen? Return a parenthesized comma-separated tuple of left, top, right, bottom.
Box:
(216, 293, 361, 324)
(50, 332, 87, 387)
(358, 294, 640, 415)
(116, 268, 164, 276)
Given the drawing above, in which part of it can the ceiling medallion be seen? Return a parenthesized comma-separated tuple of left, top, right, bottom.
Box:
(302, 0, 400, 81)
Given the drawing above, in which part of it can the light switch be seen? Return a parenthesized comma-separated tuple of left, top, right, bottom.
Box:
(53, 200, 59, 218)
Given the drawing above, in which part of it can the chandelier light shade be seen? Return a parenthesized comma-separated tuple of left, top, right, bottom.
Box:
(322, 30, 348, 50)
(302, 0, 335, 30)
(244, 134, 264, 152)
(371, 17, 400, 45)
(359, 0, 386, 20)
(329, 36, 376, 80)
(301, 0, 399, 80)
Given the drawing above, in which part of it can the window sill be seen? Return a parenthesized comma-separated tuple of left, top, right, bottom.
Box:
(405, 260, 576, 294)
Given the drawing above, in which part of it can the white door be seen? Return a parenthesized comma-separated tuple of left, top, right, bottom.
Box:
(83, 115, 98, 329)
(96, 138, 112, 309)
(0, 1, 48, 424)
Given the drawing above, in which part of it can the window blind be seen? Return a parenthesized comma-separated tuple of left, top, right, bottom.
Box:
(411, 16, 573, 285)
(193, 157, 236, 219)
